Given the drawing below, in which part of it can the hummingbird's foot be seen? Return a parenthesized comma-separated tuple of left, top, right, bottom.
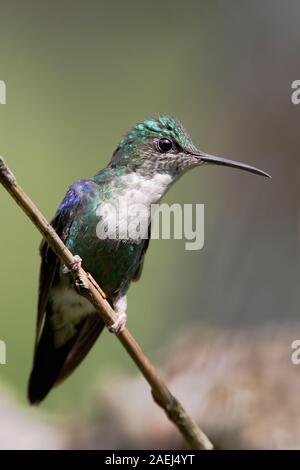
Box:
(108, 313, 127, 334)
(109, 295, 127, 334)
(62, 255, 82, 274)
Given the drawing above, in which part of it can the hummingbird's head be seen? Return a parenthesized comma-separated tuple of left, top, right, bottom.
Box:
(109, 115, 271, 179)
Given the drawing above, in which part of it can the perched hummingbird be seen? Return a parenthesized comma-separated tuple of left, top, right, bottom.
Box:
(28, 115, 270, 404)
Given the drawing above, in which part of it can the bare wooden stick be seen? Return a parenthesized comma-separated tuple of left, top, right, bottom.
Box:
(0, 155, 213, 450)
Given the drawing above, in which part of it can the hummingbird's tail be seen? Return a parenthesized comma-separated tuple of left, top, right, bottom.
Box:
(28, 312, 104, 405)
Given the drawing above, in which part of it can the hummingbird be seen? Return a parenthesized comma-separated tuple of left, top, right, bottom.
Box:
(28, 115, 270, 404)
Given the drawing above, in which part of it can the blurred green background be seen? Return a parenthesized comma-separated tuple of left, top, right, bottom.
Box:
(0, 0, 299, 415)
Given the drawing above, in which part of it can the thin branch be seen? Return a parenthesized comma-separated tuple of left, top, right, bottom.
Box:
(0, 156, 213, 450)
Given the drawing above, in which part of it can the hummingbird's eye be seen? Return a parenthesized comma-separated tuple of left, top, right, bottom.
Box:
(157, 138, 173, 153)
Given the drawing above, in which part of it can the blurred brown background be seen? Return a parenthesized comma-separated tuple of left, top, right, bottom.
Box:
(0, 0, 299, 449)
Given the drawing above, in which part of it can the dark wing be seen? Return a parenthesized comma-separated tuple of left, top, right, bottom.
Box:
(56, 312, 104, 384)
(28, 183, 105, 404)
(35, 186, 82, 344)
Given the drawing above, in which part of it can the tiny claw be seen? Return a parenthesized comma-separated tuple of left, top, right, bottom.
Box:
(108, 313, 127, 334)
(63, 255, 82, 274)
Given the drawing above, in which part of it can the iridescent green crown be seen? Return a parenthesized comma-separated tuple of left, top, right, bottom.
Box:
(120, 115, 197, 153)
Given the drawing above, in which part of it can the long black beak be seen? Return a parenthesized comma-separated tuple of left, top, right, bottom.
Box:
(195, 152, 271, 178)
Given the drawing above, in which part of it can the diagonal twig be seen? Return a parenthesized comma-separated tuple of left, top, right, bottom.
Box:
(0, 155, 213, 450)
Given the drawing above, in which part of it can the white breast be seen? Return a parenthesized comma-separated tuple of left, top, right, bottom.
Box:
(97, 172, 173, 241)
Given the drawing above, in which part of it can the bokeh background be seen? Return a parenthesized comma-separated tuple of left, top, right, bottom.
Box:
(0, 0, 300, 449)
